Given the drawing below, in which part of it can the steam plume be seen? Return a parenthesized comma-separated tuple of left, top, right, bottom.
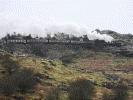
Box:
(0, 14, 113, 42)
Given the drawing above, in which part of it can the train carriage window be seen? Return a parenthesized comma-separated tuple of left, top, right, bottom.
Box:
(23, 40, 25, 43)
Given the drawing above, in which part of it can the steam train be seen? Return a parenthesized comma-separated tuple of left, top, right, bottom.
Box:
(0, 38, 122, 47)
(2, 39, 91, 44)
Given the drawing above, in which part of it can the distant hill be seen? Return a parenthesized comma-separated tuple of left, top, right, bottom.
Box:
(100, 30, 133, 40)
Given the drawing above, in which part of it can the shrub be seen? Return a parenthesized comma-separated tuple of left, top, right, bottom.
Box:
(0, 76, 17, 96)
(45, 88, 61, 100)
(31, 44, 47, 57)
(112, 84, 129, 100)
(68, 78, 96, 100)
(60, 54, 76, 64)
(14, 68, 37, 93)
(1, 57, 21, 75)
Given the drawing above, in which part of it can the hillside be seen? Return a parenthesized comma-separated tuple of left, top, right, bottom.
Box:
(0, 50, 133, 100)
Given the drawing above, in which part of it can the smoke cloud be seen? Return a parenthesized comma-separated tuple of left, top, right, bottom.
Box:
(46, 22, 114, 42)
(0, 13, 113, 42)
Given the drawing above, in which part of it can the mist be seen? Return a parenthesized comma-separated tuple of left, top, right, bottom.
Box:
(0, 14, 113, 42)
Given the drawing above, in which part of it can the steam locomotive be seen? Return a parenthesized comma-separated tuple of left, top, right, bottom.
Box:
(2, 39, 90, 44)
(1, 38, 121, 47)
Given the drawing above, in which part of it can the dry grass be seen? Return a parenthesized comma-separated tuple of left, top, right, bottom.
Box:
(0, 51, 133, 100)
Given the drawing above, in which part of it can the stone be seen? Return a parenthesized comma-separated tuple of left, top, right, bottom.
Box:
(34, 77, 41, 83)
(34, 73, 44, 79)
(12, 95, 25, 100)
(45, 76, 53, 79)
(88, 80, 97, 85)
(87, 71, 92, 73)
(102, 82, 114, 89)
(58, 84, 68, 91)
(1, 71, 6, 74)
(116, 78, 122, 83)
(45, 82, 53, 86)
(44, 71, 48, 73)
(49, 61, 56, 66)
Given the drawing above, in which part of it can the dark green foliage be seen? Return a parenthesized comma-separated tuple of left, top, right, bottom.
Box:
(14, 68, 37, 93)
(0, 76, 17, 96)
(68, 78, 96, 100)
(1, 57, 21, 75)
(112, 85, 129, 100)
(45, 88, 61, 100)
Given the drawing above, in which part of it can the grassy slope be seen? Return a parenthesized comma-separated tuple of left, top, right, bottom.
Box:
(0, 51, 133, 100)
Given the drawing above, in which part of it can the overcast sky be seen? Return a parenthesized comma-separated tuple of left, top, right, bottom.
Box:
(0, 0, 133, 39)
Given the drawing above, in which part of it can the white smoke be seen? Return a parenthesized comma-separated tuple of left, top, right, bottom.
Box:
(0, 13, 113, 42)
(46, 22, 114, 42)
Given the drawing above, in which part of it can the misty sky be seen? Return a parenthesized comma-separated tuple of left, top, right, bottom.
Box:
(0, 0, 133, 40)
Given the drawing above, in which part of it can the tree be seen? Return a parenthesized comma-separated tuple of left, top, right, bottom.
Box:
(7, 33, 11, 39)
(83, 35, 89, 42)
(68, 78, 96, 100)
(1, 57, 21, 75)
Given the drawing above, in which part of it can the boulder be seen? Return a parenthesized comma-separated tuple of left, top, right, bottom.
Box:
(58, 84, 68, 91)
(1, 71, 6, 74)
(13, 95, 25, 100)
(87, 71, 92, 73)
(102, 82, 114, 89)
(34, 73, 44, 79)
(34, 77, 41, 83)
(88, 80, 97, 85)
(45, 82, 53, 86)
(45, 76, 53, 79)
